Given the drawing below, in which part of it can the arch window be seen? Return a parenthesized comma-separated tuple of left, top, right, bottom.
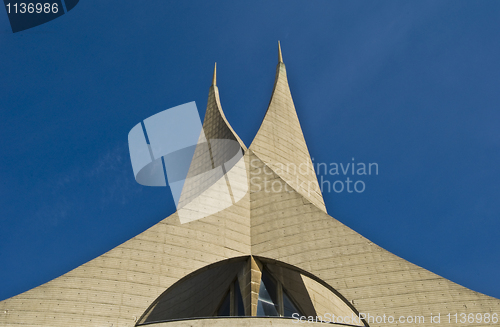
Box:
(137, 256, 362, 326)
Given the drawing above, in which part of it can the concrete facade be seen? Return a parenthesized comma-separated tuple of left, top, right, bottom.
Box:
(1, 46, 499, 327)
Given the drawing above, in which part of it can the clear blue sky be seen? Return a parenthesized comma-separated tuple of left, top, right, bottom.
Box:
(1, 1, 499, 302)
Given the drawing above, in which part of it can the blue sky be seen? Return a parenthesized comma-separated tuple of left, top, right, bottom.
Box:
(1, 1, 499, 302)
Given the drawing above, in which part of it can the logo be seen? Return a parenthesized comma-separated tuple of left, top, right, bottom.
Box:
(128, 102, 247, 224)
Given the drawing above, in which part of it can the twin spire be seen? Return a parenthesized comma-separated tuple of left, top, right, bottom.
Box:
(205, 41, 326, 213)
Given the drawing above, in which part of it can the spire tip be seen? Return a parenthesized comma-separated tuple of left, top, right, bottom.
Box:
(278, 41, 283, 63)
(212, 62, 217, 86)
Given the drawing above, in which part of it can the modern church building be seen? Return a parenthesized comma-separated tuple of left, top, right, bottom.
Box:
(1, 44, 499, 327)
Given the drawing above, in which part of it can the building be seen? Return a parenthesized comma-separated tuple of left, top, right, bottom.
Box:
(1, 44, 499, 327)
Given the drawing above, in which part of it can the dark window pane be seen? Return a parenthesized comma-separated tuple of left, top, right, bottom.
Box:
(261, 269, 278, 305)
(257, 279, 279, 316)
(217, 292, 230, 316)
(234, 281, 245, 316)
(283, 290, 302, 317)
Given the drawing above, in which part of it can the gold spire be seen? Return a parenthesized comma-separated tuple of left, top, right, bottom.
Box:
(278, 41, 283, 63)
(212, 62, 217, 86)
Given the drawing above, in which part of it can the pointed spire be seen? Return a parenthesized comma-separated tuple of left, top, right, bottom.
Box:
(278, 41, 283, 63)
(202, 62, 247, 150)
(250, 44, 326, 213)
(212, 62, 217, 86)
